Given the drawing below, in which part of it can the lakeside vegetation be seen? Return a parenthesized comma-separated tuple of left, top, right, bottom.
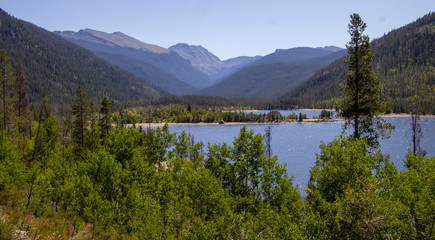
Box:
(0, 45, 434, 239)
(0, 12, 434, 240)
(112, 105, 322, 125)
(0, 93, 433, 239)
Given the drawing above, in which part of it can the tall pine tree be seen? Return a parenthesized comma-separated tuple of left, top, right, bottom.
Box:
(15, 61, 31, 136)
(72, 85, 91, 154)
(99, 96, 112, 145)
(0, 50, 15, 133)
(32, 94, 51, 162)
(339, 13, 393, 147)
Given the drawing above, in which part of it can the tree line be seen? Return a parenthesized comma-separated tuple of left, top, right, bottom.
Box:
(114, 105, 311, 125)
(0, 14, 434, 239)
(0, 85, 433, 239)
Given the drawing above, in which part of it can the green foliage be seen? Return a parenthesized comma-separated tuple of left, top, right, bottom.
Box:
(0, 40, 432, 237)
(1, 8, 434, 239)
(117, 105, 300, 125)
(401, 153, 435, 238)
(99, 96, 112, 145)
(0, 49, 15, 133)
(339, 13, 393, 147)
(317, 109, 334, 119)
(72, 85, 92, 155)
(1, 103, 434, 239)
(35, 116, 61, 164)
(307, 137, 375, 238)
(143, 124, 176, 166)
(205, 126, 304, 238)
(281, 12, 435, 114)
(308, 136, 379, 203)
(0, 130, 23, 193)
(306, 136, 435, 239)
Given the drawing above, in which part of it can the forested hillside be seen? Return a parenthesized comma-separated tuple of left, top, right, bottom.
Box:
(0, 9, 166, 106)
(199, 62, 327, 98)
(280, 12, 435, 114)
(93, 51, 196, 95)
(199, 49, 346, 98)
(248, 47, 343, 66)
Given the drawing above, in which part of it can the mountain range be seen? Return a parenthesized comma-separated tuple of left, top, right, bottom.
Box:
(198, 47, 346, 98)
(1, 7, 432, 114)
(280, 12, 435, 114)
(169, 43, 262, 81)
(55, 29, 207, 94)
(55, 29, 344, 98)
(0, 9, 166, 106)
(55, 30, 266, 95)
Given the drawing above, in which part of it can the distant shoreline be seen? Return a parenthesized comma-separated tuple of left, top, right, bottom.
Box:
(382, 113, 435, 118)
(125, 113, 435, 128)
(124, 111, 434, 128)
(126, 119, 342, 128)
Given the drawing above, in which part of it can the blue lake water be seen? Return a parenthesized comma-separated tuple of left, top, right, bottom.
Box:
(150, 112, 435, 192)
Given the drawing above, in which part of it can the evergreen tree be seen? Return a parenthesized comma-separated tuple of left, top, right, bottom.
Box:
(298, 113, 303, 122)
(99, 96, 112, 145)
(264, 125, 272, 158)
(410, 104, 426, 157)
(72, 85, 91, 154)
(0, 50, 15, 132)
(187, 103, 192, 112)
(339, 13, 393, 147)
(32, 94, 51, 162)
(15, 61, 31, 136)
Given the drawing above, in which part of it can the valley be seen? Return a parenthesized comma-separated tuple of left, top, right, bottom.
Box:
(0, 6, 433, 239)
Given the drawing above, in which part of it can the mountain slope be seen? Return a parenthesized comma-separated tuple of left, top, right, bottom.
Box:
(95, 52, 196, 95)
(280, 12, 435, 114)
(0, 9, 166, 105)
(169, 43, 221, 76)
(56, 29, 211, 91)
(248, 47, 342, 66)
(67, 28, 170, 54)
(199, 48, 346, 98)
(169, 43, 261, 81)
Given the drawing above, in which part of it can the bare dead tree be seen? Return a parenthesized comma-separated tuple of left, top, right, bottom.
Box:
(264, 125, 272, 158)
(409, 102, 426, 157)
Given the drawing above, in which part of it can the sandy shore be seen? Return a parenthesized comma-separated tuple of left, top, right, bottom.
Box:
(382, 113, 435, 117)
(126, 119, 343, 128)
(125, 112, 434, 128)
(297, 108, 336, 111)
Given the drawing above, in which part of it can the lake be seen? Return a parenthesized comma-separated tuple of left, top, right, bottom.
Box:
(149, 111, 435, 193)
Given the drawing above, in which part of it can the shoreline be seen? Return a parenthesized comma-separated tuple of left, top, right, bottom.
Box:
(125, 113, 435, 128)
(126, 119, 343, 128)
(382, 113, 435, 118)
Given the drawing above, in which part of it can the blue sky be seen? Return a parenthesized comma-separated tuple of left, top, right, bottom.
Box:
(1, 0, 433, 60)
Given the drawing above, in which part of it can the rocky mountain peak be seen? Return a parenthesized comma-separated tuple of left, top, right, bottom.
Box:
(169, 43, 261, 80)
(56, 29, 170, 54)
(170, 43, 222, 69)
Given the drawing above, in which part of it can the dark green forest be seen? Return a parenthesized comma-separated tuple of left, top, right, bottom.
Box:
(114, 105, 312, 126)
(280, 12, 435, 114)
(0, 48, 434, 239)
(0, 9, 166, 107)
